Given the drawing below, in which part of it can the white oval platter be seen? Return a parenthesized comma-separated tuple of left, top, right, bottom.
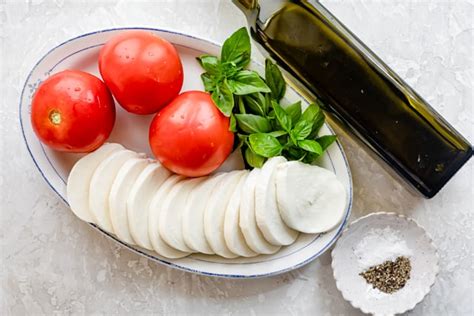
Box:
(19, 27, 353, 278)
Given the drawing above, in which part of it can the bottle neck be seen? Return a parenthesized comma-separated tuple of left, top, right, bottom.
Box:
(233, 0, 258, 11)
(234, 0, 301, 29)
(233, 0, 259, 27)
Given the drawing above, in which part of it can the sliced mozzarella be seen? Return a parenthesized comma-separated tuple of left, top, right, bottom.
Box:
(276, 161, 347, 233)
(182, 173, 226, 254)
(159, 178, 204, 252)
(148, 175, 189, 258)
(204, 170, 248, 258)
(67, 143, 123, 223)
(255, 157, 298, 246)
(224, 172, 257, 257)
(127, 163, 171, 250)
(109, 158, 150, 244)
(240, 168, 281, 254)
(89, 149, 139, 233)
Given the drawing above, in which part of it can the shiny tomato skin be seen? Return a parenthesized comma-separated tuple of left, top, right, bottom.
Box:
(31, 70, 115, 153)
(149, 91, 234, 177)
(99, 31, 183, 115)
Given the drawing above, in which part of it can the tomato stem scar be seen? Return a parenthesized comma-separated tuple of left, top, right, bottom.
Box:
(49, 110, 62, 125)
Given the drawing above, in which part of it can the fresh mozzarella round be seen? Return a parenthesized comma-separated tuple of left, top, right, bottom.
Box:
(89, 149, 139, 233)
(276, 161, 347, 233)
(224, 172, 257, 257)
(148, 175, 189, 258)
(240, 168, 281, 254)
(109, 158, 150, 244)
(182, 173, 226, 254)
(159, 178, 204, 252)
(255, 157, 298, 246)
(204, 170, 247, 258)
(67, 143, 123, 223)
(127, 163, 171, 250)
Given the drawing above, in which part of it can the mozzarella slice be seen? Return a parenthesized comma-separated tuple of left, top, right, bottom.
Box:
(276, 161, 347, 233)
(182, 173, 226, 254)
(240, 168, 281, 254)
(204, 170, 248, 258)
(89, 149, 139, 233)
(224, 172, 257, 257)
(127, 163, 171, 250)
(67, 143, 123, 223)
(109, 158, 150, 244)
(159, 178, 204, 252)
(148, 175, 189, 258)
(255, 157, 298, 246)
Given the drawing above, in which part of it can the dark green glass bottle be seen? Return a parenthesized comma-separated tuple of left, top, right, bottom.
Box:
(234, 0, 472, 198)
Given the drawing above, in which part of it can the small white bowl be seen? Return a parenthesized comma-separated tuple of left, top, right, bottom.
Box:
(331, 212, 439, 315)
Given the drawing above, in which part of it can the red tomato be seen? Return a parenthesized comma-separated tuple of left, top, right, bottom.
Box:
(149, 91, 234, 177)
(31, 70, 115, 152)
(98, 31, 183, 115)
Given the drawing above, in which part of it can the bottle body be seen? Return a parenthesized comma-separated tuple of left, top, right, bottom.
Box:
(235, 0, 472, 198)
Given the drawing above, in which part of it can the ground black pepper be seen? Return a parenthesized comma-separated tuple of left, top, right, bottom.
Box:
(359, 256, 411, 294)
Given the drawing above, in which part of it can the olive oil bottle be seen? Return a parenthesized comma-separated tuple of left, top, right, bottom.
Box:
(233, 0, 472, 198)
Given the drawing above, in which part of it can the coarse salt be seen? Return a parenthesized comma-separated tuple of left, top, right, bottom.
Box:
(354, 226, 412, 270)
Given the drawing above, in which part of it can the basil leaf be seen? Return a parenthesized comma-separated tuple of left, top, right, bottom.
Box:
(201, 73, 216, 92)
(248, 133, 282, 158)
(229, 114, 237, 132)
(301, 102, 326, 139)
(301, 103, 321, 123)
(316, 135, 337, 150)
(268, 130, 287, 138)
(245, 147, 265, 168)
(303, 152, 319, 164)
(283, 101, 301, 125)
(211, 80, 234, 116)
(267, 109, 275, 119)
(265, 59, 286, 101)
(309, 111, 326, 139)
(236, 133, 248, 150)
(291, 120, 313, 141)
(221, 27, 251, 68)
(264, 93, 272, 115)
(237, 133, 248, 142)
(197, 55, 220, 75)
(298, 139, 323, 155)
(243, 94, 265, 116)
(220, 62, 239, 78)
(237, 96, 246, 114)
(314, 112, 325, 132)
(227, 70, 271, 95)
(285, 146, 306, 160)
(255, 93, 268, 115)
(272, 101, 292, 132)
(235, 114, 272, 134)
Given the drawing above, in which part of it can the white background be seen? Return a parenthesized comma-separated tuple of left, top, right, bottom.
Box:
(1, 0, 472, 315)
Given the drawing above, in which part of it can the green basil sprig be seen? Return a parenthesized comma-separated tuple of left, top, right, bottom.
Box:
(198, 27, 337, 167)
(196, 27, 270, 116)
